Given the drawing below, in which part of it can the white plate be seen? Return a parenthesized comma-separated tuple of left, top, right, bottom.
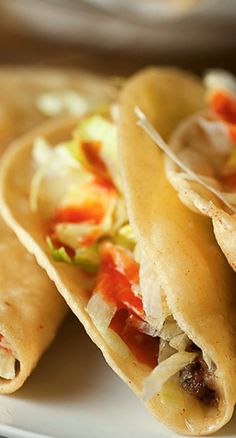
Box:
(0, 314, 235, 438)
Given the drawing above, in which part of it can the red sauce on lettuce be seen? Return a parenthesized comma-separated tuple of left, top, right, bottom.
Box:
(54, 203, 105, 225)
(94, 242, 142, 317)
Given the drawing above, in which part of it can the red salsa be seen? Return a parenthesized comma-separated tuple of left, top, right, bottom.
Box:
(110, 309, 159, 369)
(211, 91, 236, 125)
(54, 202, 105, 225)
(94, 243, 158, 368)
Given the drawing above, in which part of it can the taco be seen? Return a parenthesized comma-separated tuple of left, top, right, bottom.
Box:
(0, 68, 236, 434)
(0, 223, 67, 393)
(0, 67, 111, 392)
(142, 69, 236, 274)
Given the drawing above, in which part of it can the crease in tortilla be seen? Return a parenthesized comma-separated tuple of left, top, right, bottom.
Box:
(1, 68, 236, 434)
(0, 67, 111, 392)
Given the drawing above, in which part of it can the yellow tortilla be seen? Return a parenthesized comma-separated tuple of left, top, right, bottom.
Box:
(1, 68, 236, 434)
(0, 224, 66, 393)
(0, 67, 111, 392)
(119, 67, 236, 434)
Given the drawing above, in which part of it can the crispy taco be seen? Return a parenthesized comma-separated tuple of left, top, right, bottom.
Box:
(0, 68, 236, 434)
(142, 69, 236, 274)
(0, 224, 66, 393)
(0, 67, 110, 392)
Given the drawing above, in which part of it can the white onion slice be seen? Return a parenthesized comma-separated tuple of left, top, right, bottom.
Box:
(169, 333, 190, 351)
(86, 292, 116, 334)
(104, 329, 130, 358)
(141, 351, 197, 402)
(139, 252, 171, 332)
(159, 318, 183, 342)
(86, 293, 130, 358)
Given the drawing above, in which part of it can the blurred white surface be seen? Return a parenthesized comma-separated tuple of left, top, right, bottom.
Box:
(1, 0, 236, 54)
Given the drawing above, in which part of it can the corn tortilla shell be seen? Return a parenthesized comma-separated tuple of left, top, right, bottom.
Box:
(0, 67, 110, 392)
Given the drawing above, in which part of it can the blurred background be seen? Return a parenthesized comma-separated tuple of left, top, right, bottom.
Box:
(1, 0, 236, 76)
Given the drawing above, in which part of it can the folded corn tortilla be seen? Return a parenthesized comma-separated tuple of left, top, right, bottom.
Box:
(119, 67, 236, 434)
(154, 69, 236, 275)
(0, 224, 67, 393)
(0, 67, 236, 434)
(0, 67, 111, 392)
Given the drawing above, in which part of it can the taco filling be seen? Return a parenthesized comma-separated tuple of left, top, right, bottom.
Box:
(164, 70, 236, 211)
(29, 113, 219, 408)
(0, 335, 18, 380)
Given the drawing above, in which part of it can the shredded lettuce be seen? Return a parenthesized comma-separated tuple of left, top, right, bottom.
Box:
(158, 339, 176, 363)
(75, 115, 121, 189)
(32, 137, 52, 166)
(33, 137, 79, 172)
(86, 292, 116, 333)
(169, 333, 190, 351)
(139, 254, 171, 332)
(111, 198, 128, 232)
(114, 224, 136, 250)
(86, 292, 130, 357)
(160, 378, 185, 409)
(135, 107, 236, 214)
(103, 328, 130, 358)
(55, 223, 100, 250)
(78, 115, 116, 156)
(159, 317, 183, 342)
(141, 351, 197, 402)
(74, 245, 100, 273)
(47, 236, 72, 263)
(47, 236, 99, 272)
(30, 137, 82, 213)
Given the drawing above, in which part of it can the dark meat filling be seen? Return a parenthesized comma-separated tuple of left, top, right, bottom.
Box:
(179, 356, 219, 407)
